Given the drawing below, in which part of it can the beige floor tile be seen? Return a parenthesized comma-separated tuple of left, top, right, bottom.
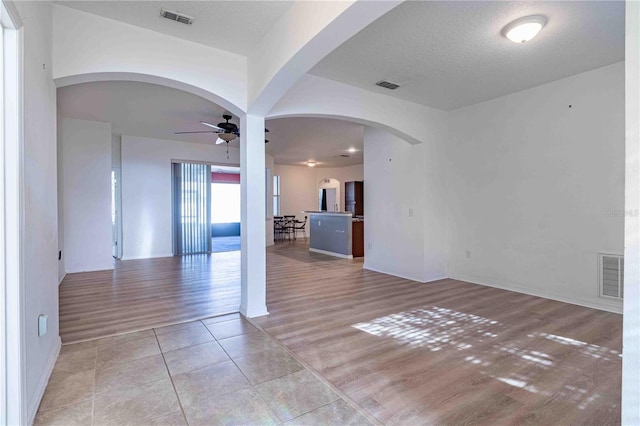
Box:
(93, 379, 182, 426)
(96, 335, 160, 368)
(38, 369, 94, 412)
(95, 354, 168, 394)
(163, 341, 230, 376)
(52, 346, 96, 375)
(204, 318, 260, 340)
(34, 398, 93, 426)
(172, 360, 250, 408)
(182, 388, 279, 426)
(144, 411, 188, 426)
(255, 370, 339, 422)
(217, 332, 281, 359)
(154, 320, 205, 336)
(156, 325, 214, 353)
(286, 399, 372, 426)
(234, 347, 304, 385)
(96, 329, 156, 347)
(201, 313, 241, 325)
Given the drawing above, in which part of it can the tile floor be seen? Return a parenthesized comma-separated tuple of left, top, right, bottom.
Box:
(35, 314, 371, 426)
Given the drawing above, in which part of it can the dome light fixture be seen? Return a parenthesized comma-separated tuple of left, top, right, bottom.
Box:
(502, 15, 547, 44)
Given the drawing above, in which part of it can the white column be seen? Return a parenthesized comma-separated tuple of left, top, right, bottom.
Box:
(239, 114, 268, 318)
(623, 1, 640, 424)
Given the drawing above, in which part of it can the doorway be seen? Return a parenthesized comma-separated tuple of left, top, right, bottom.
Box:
(211, 166, 241, 253)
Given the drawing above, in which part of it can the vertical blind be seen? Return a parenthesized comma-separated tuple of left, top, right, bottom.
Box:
(172, 162, 212, 255)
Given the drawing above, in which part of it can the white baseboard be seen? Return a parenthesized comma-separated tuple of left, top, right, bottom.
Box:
(451, 273, 623, 314)
(363, 263, 434, 283)
(120, 253, 173, 261)
(28, 336, 61, 425)
(65, 264, 114, 273)
(240, 306, 269, 318)
(309, 248, 352, 259)
(58, 273, 66, 286)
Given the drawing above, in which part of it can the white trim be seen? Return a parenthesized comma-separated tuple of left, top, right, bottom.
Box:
(27, 337, 61, 426)
(451, 273, 623, 314)
(240, 308, 269, 318)
(120, 253, 173, 261)
(309, 247, 353, 259)
(64, 264, 114, 274)
(1, 4, 25, 423)
(362, 263, 443, 284)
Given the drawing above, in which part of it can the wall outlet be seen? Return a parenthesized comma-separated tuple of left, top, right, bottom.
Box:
(465, 250, 471, 259)
(368, 242, 372, 250)
(408, 208, 413, 217)
(38, 314, 48, 337)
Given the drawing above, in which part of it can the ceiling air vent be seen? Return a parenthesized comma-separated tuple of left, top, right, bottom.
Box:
(376, 80, 400, 90)
(160, 8, 194, 25)
(599, 253, 624, 299)
(340, 154, 350, 158)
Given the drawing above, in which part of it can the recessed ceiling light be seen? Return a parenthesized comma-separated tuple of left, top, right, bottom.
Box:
(306, 161, 317, 167)
(502, 15, 547, 44)
(347, 147, 357, 153)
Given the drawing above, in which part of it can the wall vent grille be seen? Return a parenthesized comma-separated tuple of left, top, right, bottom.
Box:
(599, 253, 624, 299)
(375, 80, 400, 90)
(160, 8, 194, 25)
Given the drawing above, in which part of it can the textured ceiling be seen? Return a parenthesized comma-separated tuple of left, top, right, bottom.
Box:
(57, 81, 364, 168)
(55, 1, 294, 55)
(265, 117, 364, 168)
(310, 1, 625, 111)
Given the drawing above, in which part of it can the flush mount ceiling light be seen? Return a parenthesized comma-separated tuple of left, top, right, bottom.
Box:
(347, 147, 358, 153)
(306, 161, 317, 167)
(502, 15, 547, 44)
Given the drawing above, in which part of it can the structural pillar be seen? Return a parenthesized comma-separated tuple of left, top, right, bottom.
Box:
(239, 114, 268, 318)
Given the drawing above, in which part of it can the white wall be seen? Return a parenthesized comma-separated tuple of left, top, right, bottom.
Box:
(121, 136, 240, 260)
(273, 163, 364, 217)
(61, 118, 113, 273)
(447, 62, 625, 313)
(15, 1, 61, 421)
(52, 5, 247, 115)
(273, 164, 321, 217)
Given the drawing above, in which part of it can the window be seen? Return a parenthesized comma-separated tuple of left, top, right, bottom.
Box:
(211, 183, 241, 223)
(273, 175, 280, 216)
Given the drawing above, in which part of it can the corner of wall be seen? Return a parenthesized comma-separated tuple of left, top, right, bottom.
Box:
(27, 336, 61, 425)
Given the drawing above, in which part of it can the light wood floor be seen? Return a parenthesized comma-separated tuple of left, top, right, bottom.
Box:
(59, 251, 240, 343)
(254, 240, 622, 425)
(59, 241, 622, 425)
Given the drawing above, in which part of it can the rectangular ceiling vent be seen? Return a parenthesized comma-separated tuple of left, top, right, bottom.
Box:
(599, 253, 624, 299)
(160, 8, 194, 25)
(376, 80, 400, 90)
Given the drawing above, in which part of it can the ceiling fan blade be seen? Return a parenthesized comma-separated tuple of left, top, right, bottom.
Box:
(174, 130, 220, 134)
(201, 121, 224, 131)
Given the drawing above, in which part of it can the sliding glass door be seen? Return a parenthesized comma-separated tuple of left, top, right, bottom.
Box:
(172, 162, 212, 255)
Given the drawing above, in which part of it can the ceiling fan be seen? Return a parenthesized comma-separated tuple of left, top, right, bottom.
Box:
(175, 114, 270, 144)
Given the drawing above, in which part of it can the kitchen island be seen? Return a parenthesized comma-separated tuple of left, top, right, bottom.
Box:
(304, 211, 364, 259)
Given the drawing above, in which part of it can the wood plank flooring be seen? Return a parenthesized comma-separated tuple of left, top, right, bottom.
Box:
(59, 251, 240, 343)
(59, 240, 622, 425)
(255, 240, 622, 425)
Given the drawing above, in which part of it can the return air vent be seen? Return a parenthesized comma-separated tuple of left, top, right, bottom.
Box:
(375, 80, 400, 90)
(160, 8, 194, 25)
(599, 253, 624, 299)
